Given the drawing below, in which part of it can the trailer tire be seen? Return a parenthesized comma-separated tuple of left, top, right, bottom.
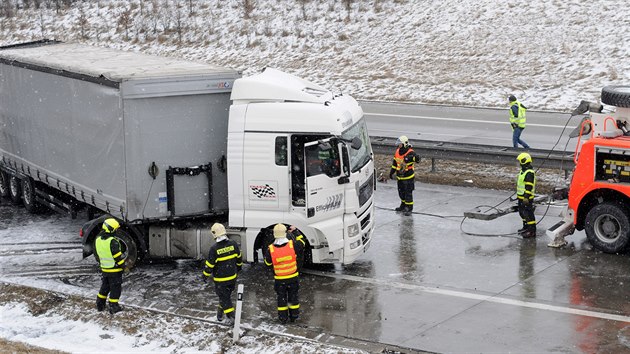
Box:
(584, 202, 630, 253)
(601, 86, 630, 108)
(8, 175, 22, 205)
(0, 171, 9, 198)
(92, 229, 139, 269)
(21, 177, 40, 213)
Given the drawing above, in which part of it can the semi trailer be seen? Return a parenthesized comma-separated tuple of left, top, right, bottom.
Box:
(0, 40, 376, 268)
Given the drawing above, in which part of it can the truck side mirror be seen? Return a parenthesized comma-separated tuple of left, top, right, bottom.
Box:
(350, 137, 362, 150)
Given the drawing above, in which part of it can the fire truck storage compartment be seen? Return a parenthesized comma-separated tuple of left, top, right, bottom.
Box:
(595, 147, 630, 183)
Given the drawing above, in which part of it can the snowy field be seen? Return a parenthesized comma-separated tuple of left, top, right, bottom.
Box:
(0, 0, 628, 111)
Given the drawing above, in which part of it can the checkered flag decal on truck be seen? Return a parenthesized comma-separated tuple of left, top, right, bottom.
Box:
(251, 184, 276, 199)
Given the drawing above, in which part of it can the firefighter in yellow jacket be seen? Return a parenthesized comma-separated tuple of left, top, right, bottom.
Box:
(95, 218, 126, 315)
(389, 135, 421, 216)
(264, 223, 305, 324)
(202, 223, 243, 325)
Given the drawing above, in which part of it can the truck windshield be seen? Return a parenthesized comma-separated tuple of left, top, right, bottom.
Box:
(342, 119, 372, 173)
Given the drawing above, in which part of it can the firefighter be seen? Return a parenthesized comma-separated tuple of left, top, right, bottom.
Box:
(509, 95, 530, 149)
(95, 217, 126, 315)
(389, 135, 421, 216)
(516, 152, 536, 238)
(264, 223, 304, 324)
(202, 223, 243, 325)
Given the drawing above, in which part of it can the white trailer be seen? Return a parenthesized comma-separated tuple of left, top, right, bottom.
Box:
(0, 41, 376, 267)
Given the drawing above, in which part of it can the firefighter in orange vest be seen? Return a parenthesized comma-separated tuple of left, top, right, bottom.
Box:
(264, 223, 304, 324)
(389, 135, 421, 216)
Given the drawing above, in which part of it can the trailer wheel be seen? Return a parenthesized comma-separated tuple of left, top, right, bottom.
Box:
(8, 175, 22, 205)
(601, 86, 630, 108)
(21, 177, 40, 213)
(584, 202, 630, 253)
(92, 228, 139, 269)
(0, 171, 9, 198)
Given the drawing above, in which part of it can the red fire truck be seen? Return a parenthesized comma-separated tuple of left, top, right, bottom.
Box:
(548, 86, 630, 252)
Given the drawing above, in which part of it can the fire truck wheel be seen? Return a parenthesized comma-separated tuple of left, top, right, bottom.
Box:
(584, 202, 630, 253)
(601, 86, 630, 108)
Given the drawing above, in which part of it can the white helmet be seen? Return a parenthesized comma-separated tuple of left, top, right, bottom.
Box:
(273, 224, 287, 239)
(210, 223, 226, 239)
(396, 135, 409, 148)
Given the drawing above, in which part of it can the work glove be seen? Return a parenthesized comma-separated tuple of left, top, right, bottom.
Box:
(237, 265, 242, 273)
(123, 267, 130, 274)
(404, 155, 413, 163)
(389, 173, 395, 180)
(202, 274, 208, 283)
(522, 198, 531, 205)
(511, 123, 517, 129)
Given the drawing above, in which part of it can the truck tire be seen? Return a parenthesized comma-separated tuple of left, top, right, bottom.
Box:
(8, 175, 22, 205)
(601, 86, 630, 108)
(584, 202, 630, 253)
(21, 177, 40, 213)
(0, 171, 9, 198)
(92, 229, 139, 269)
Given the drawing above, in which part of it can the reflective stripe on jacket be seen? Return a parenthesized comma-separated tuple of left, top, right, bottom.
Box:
(203, 239, 242, 282)
(509, 101, 527, 128)
(392, 148, 415, 180)
(516, 169, 536, 200)
(269, 240, 298, 280)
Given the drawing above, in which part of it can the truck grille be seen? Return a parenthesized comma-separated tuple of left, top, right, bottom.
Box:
(358, 171, 374, 207)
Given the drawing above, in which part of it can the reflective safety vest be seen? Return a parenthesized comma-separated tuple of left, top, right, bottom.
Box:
(269, 240, 298, 280)
(95, 235, 122, 272)
(509, 101, 527, 128)
(516, 169, 536, 200)
(393, 148, 415, 180)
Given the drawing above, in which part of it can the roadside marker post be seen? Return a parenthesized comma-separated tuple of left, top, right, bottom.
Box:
(233, 284, 244, 341)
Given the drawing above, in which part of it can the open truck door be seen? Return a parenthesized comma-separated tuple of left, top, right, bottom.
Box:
(304, 139, 347, 250)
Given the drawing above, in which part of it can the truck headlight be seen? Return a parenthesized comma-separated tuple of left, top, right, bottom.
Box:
(350, 239, 362, 249)
(348, 223, 360, 237)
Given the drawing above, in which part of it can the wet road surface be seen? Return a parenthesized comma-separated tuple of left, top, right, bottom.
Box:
(1, 182, 629, 352)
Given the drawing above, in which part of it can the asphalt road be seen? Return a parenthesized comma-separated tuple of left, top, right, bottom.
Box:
(2, 182, 629, 353)
(361, 101, 582, 152)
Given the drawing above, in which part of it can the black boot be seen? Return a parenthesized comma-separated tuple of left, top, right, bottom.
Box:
(394, 203, 405, 212)
(216, 308, 224, 322)
(403, 205, 413, 216)
(522, 227, 537, 238)
(225, 313, 235, 326)
(108, 302, 123, 315)
(96, 297, 106, 312)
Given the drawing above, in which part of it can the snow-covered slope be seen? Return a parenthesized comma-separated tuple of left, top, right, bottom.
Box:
(0, 0, 628, 110)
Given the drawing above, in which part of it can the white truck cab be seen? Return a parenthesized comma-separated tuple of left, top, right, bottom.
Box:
(228, 69, 375, 264)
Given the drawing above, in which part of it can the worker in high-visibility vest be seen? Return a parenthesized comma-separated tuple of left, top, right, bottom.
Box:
(516, 152, 536, 238)
(202, 223, 242, 325)
(264, 223, 304, 324)
(389, 135, 421, 216)
(95, 218, 126, 315)
(509, 95, 530, 149)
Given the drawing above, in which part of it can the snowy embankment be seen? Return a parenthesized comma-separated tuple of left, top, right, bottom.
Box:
(0, 0, 628, 111)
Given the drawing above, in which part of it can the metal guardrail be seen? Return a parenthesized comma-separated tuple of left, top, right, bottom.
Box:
(370, 136, 575, 172)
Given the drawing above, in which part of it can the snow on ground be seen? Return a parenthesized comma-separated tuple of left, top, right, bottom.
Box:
(0, 0, 628, 111)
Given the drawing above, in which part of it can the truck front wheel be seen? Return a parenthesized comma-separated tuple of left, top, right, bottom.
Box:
(585, 202, 630, 253)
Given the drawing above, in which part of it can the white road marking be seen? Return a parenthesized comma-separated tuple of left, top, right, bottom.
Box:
(367, 112, 576, 129)
(304, 270, 630, 323)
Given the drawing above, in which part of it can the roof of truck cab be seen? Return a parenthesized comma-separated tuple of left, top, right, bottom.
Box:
(0, 42, 238, 82)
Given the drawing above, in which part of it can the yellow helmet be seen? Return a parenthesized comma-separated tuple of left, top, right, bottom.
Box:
(102, 218, 120, 233)
(210, 223, 226, 239)
(273, 223, 287, 238)
(396, 135, 409, 148)
(517, 152, 532, 165)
